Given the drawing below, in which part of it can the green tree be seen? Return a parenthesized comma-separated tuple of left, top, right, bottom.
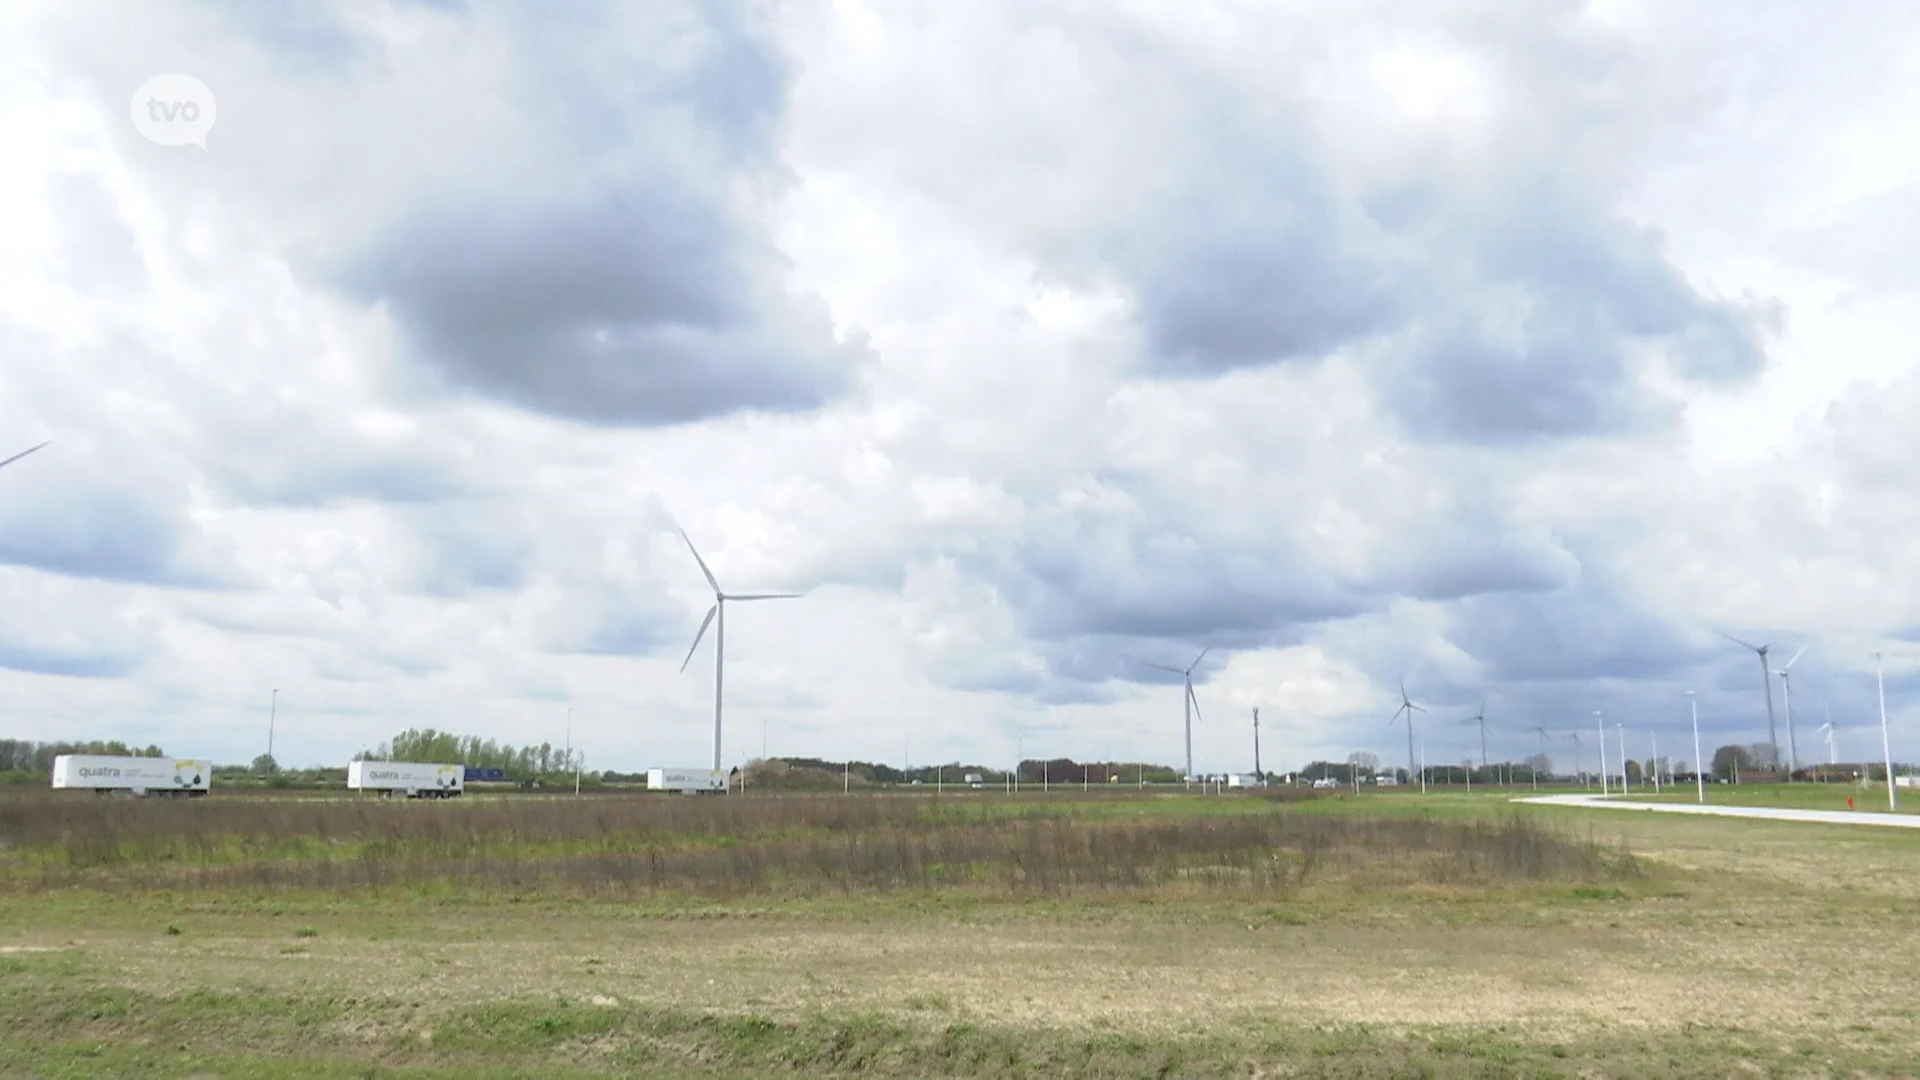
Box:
(1712, 744, 1755, 781)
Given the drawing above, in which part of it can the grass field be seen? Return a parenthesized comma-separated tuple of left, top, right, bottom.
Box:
(1613, 780, 1919, 814)
(3, 787, 1917, 1077)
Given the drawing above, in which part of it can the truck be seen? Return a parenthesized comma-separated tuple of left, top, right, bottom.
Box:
(647, 767, 726, 794)
(51, 755, 211, 796)
(347, 761, 464, 798)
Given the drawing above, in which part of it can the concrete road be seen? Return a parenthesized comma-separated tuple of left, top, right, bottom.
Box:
(1513, 792, 1920, 829)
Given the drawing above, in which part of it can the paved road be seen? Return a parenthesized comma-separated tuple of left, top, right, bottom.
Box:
(1513, 792, 1920, 829)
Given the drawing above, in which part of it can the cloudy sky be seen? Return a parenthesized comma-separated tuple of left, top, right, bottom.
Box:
(5, 0, 1920, 777)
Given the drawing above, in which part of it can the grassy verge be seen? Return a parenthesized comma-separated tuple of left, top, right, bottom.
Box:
(0, 960, 1903, 1079)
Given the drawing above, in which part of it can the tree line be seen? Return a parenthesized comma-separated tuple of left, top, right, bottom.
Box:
(0, 739, 166, 780)
(357, 728, 585, 778)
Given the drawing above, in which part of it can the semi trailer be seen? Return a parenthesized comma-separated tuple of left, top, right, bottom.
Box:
(50, 755, 211, 796)
(647, 767, 726, 794)
(347, 761, 464, 798)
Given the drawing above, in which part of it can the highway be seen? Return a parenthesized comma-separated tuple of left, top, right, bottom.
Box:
(1513, 792, 1920, 829)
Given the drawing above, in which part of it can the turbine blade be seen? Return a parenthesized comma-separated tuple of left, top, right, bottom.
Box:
(1188, 646, 1213, 673)
(679, 605, 717, 673)
(0, 441, 49, 471)
(1781, 644, 1807, 672)
(677, 527, 721, 593)
(1408, 703, 1427, 713)
(728, 593, 801, 601)
(1188, 683, 1204, 725)
(1141, 662, 1185, 675)
(1718, 630, 1760, 652)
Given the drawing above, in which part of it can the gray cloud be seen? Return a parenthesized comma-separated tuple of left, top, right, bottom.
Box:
(334, 185, 866, 427)
(321, 0, 870, 428)
(0, 485, 237, 590)
(0, 637, 147, 679)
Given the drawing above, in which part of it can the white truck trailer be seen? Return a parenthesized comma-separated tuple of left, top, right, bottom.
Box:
(347, 761, 464, 799)
(647, 767, 726, 794)
(50, 755, 211, 797)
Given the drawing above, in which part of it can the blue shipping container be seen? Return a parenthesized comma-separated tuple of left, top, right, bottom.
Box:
(464, 767, 507, 782)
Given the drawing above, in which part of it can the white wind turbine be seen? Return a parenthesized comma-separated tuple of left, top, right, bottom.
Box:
(1141, 648, 1211, 783)
(676, 528, 802, 774)
(1389, 680, 1426, 793)
(0, 442, 49, 473)
(1721, 632, 1782, 770)
(1818, 706, 1838, 768)
(1774, 644, 1808, 775)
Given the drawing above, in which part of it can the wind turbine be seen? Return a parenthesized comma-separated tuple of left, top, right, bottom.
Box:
(1564, 732, 1587, 789)
(0, 442, 49, 472)
(1458, 699, 1489, 785)
(1532, 726, 1550, 791)
(1774, 644, 1807, 776)
(1818, 707, 1837, 769)
(676, 528, 801, 774)
(1721, 632, 1781, 771)
(1251, 707, 1262, 781)
(1141, 648, 1211, 783)
(1389, 680, 1426, 791)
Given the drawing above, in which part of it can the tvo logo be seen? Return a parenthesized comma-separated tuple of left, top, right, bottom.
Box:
(129, 74, 217, 149)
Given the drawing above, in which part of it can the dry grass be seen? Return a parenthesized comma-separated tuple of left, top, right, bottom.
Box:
(2, 792, 1632, 899)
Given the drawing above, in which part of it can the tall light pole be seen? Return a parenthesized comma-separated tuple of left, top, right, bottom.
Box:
(1650, 731, 1660, 793)
(267, 689, 279, 766)
(1595, 711, 1609, 796)
(1617, 721, 1629, 793)
(1686, 691, 1704, 804)
(1877, 652, 1897, 811)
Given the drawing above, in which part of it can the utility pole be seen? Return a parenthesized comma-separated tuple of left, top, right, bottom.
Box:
(1877, 653, 1897, 811)
(267, 689, 279, 766)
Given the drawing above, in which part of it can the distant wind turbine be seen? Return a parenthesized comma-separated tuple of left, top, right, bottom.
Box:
(1389, 680, 1426, 791)
(1141, 648, 1211, 782)
(1774, 644, 1807, 775)
(1251, 707, 1262, 780)
(0, 442, 49, 472)
(1565, 731, 1589, 790)
(1458, 699, 1490, 777)
(1721, 632, 1782, 771)
(1818, 704, 1837, 768)
(676, 528, 802, 774)
(1532, 726, 1550, 791)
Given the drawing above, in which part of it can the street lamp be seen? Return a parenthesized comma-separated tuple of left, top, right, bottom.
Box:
(1595, 711, 1608, 796)
(1686, 690, 1704, 804)
(1616, 721, 1629, 794)
(1877, 653, 1897, 811)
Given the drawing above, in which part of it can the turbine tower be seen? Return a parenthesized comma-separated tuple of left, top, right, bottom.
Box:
(1721, 632, 1781, 771)
(1389, 680, 1426, 787)
(1564, 732, 1586, 788)
(1142, 648, 1211, 782)
(0, 442, 49, 472)
(676, 528, 801, 774)
(1818, 717, 1837, 768)
(1532, 726, 1550, 791)
(1468, 699, 1489, 771)
(1773, 644, 1807, 775)
(1251, 707, 1262, 779)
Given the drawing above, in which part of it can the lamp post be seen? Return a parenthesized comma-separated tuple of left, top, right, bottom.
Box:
(1617, 721, 1629, 793)
(1595, 711, 1608, 796)
(1877, 653, 1897, 811)
(1686, 691, 1704, 804)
